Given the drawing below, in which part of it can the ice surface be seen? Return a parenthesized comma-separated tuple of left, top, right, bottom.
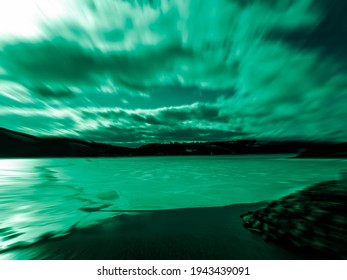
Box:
(0, 155, 345, 251)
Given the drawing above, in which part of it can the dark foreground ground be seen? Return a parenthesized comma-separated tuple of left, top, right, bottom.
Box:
(0, 202, 331, 260)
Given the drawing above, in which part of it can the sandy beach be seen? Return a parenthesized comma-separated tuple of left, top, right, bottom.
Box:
(0, 202, 330, 260)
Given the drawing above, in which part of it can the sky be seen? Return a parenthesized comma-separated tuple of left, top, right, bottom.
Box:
(0, 0, 346, 146)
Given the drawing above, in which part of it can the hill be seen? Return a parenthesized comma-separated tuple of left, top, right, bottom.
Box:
(0, 127, 346, 158)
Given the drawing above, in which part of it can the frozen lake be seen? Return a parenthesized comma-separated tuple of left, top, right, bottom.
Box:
(0, 155, 345, 252)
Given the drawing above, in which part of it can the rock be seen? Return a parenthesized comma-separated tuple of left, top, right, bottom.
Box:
(296, 222, 308, 232)
(240, 180, 347, 259)
(249, 228, 262, 234)
(253, 220, 262, 228)
(263, 223, 270, 232)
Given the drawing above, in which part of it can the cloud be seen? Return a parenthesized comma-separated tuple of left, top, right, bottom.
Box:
(30, 85, 76, 99)
(0, 37, 194, 91)
(267, 0, 347, 63)
(80, 124, 245, 144)
(0, 111, 77, 136)
(0, 103, 242, 144)
(0, 0, 322, 94)
(0, 0, 346, 143)
(216, 45, 347, 141)
(0, 39, 99, 85)
(80, 103, 231, 126)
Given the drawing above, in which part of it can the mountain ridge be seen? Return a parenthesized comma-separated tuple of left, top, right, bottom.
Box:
(1, 127, 346, 158)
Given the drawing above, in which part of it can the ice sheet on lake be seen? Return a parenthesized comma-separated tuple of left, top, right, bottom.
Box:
(0, 156, 346, 251)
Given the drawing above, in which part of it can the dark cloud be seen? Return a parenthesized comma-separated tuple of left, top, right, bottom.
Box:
(158, 104, 229, 123)
(130, 114, 164, 125)
(75, 103, 237, 144)
(30, 85, 75, 99)
(81, 103, 230, 127)
(81, 125, 147, 143)
(154, 126, 246, 142)
(0, 37, 196, 92)
(80, 124, 245, 144)
(1, 39, 98, 84)
(149, 86, 235, 107)
(266, 0, 347, 65)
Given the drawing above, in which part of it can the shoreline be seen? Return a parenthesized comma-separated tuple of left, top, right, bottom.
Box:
(0, 202, 330, 260)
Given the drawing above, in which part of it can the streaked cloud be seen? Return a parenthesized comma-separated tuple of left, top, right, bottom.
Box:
(0, 0, 346, 144)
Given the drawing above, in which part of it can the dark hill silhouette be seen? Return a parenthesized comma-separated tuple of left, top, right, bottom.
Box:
(0, 127, 133, 157)
(0, 127, 346, 158)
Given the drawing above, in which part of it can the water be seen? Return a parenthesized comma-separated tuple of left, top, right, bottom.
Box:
(0, 155, 345, 252)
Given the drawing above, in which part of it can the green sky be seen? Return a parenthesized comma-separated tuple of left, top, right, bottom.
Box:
(0, 0, 346, 146)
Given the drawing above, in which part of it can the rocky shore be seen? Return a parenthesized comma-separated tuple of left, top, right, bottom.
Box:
(241, 179, 347, 259)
